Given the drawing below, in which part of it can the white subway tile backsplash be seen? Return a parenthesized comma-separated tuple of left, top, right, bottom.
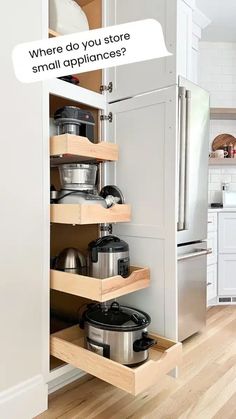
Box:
(209, 182, 222, 191)
(221, 167, 236, 174)
(221, 175, 232, 183)
(209, 168, 221, 174)
(208, 167, 236, 203)
(210, 174, 221, 182)
(200, 42, 236, 203)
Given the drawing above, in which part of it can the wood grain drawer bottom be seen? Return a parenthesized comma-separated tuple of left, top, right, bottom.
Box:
(50, 326, 182, 396)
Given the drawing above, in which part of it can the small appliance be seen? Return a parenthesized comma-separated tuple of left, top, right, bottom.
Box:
(81, 302, 156, 366)
(59, 163, 98, 192)
(88, 235, 130, 279)
(54, 106, 95, 142)
(54, 248, 87, 275)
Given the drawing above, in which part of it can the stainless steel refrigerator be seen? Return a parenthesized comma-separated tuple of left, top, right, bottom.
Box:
(177, 77, 210, 341)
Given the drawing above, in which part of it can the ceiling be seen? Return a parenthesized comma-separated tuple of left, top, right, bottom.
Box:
(196, 0, 236, 42)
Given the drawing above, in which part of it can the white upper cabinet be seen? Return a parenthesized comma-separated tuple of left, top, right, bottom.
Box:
(177, 1, 193, 82)
(104, 0, 194, 101)
(219, 213, 236, 254)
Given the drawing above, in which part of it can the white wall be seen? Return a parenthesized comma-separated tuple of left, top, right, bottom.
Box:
(199, 42, 236, 204)
(0, 0, 48, 416)
(199, 42, 236, 107)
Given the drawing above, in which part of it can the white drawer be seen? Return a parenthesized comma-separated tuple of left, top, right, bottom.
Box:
(208, 212, 217, 233)
(207, 264, 217, 302)
(207, 232, 217, 266)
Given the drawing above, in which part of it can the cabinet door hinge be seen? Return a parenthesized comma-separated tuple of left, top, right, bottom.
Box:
(100, 112, 113, 123)
(100, 82, 113, 93)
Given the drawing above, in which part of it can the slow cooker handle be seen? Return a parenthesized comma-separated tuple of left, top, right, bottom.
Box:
(133, 332, 157, 352)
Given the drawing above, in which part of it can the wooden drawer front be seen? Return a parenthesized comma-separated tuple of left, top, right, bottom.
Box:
(207, 264, 217, 302)
(50, 326, 182, 396)
(50, 204, 131, 225)
(50, 266, 150, 302)
(207, 232, 218, 266)
(219, 213, 236, 253)
(208, 212, 217, 233)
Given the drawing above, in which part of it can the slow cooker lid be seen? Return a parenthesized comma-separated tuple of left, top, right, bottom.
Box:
(88, 235, 129, 254)
(84, 302, 151, 331)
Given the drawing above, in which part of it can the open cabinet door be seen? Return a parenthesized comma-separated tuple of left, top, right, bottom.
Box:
(106, 87, 179, 339)
(104, 0, 177, 101)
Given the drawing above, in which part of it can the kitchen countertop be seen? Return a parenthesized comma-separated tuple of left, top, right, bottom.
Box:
(208, 207, 236, 212)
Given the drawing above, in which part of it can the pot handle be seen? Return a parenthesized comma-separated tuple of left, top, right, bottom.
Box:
(133, 332, 157, 352)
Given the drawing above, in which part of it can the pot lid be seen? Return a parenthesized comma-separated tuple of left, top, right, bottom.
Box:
(84, 302, 151, 331)
(88, 235, 129, 254)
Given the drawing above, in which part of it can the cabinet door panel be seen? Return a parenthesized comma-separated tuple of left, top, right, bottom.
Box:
(207, 264, 217, 303)
(177, 0, 193, 81)
(104, 0, 177, 101)
(218, 254, 236, 296)
(208, 212, 217, 233)
(108, 87, 177, 239)
(219, 213, 236, 253)
(207, 232, 217, 266)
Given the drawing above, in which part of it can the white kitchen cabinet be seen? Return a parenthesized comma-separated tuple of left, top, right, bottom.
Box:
(207, 212, 218, 233)
(207, 264, 217, 303)
(219, 213, 236, 253)
(105, 0, 194, 101)
(190, 8, 211, 83)
(207, 232, 217, 265)
(218, 254, 236, 296)
(177, 0, 193, 81)
(207, 211, 218, 306)
(108, 87, 177, 336)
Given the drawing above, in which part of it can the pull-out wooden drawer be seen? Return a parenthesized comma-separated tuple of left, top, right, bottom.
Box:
(50, 266, 150, 302)
(50, 326, 182, 396)
(51, 203, 131, 225)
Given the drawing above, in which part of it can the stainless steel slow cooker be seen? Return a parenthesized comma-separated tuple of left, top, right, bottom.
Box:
(81, 302, 156, 366)
(88, 235, 130, 279)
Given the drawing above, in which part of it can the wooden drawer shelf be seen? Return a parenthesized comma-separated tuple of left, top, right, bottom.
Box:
(50, 135, 118, 164)
(50, 203, 131, 225)
(48, 28, 59, 38)
(50, 266, 150, 302)
(50, 326, 182, 395)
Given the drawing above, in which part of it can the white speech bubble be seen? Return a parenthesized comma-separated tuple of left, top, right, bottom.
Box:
(12, 19, 171, 83)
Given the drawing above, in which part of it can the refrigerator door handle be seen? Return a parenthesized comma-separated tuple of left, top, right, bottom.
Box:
(178, 86, 187, 231)
(178, 248, 212, 261)
(184, 90, 191, 230)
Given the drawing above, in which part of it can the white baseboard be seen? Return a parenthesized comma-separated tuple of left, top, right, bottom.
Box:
(48, 366, 85, 394)
(0, 375, 48, 419)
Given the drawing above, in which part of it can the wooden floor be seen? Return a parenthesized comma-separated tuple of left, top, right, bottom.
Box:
(38, 306, 236, 419)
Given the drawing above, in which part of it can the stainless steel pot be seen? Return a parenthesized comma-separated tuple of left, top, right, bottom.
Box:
(81, 302, 156, 366)
(59, 163, 98, 192)
(54, 248, 87, 275)
(88, 236, 130, 279)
